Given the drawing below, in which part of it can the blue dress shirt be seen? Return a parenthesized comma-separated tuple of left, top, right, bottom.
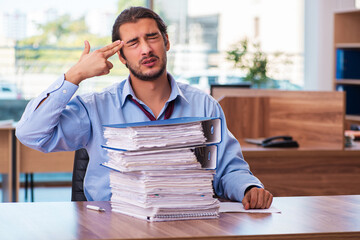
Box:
(16, 73, 263, 201)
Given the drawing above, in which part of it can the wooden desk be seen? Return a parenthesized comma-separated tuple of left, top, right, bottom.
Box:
(15, 142, 74, 201)
(210, 90, 360, 197)
(241, 140, 360, 197)
(0, 195, 359, 239)
(1, 125, 74, 201)
(0, 125, 15, 202)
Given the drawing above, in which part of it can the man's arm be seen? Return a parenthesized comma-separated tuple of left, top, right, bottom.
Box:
(16, 40, 123, 152)
(36, 40, 123, 109)
(242, 186, 273, 209)
(211, 100, 273, 209)
(65, 40, 123, 85)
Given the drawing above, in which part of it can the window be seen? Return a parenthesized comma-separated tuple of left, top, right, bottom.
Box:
(156, 0, 304, 91)
(0, 0, 304, 99)
(208, 76, 218, 85)
(1, 87, 11, 92)
(188, 76, 200, 85)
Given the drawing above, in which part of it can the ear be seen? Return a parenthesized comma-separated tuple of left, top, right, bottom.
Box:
(165, 34, 170, 51)
(117, 51, 127, 65)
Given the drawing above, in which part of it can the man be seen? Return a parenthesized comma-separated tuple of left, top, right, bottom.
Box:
(16, 7, 273, 209)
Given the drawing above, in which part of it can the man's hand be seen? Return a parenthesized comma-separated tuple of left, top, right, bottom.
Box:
(242, 187, 273, 210)
(65, 40, 123, 85)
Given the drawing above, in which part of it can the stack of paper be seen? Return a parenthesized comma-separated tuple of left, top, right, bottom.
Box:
(102, 117, 221, 221)
(103, 147, 201, 172)
(104, 121, 206, 150)
(109, 170, 219, 221)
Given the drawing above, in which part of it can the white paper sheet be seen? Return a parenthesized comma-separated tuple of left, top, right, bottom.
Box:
(219, 202, 281, 213)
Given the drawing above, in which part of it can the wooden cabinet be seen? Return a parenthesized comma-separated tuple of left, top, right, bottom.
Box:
(334, 10, 360, 126)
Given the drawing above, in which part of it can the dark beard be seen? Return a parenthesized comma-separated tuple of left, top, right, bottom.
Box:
(127, 54, 167, 81)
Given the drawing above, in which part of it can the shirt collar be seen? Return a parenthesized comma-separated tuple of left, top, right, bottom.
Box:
(121, 76, 136, 107)
(120, 73, 189, 107)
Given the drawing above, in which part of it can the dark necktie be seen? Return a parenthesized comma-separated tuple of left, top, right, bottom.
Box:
(130, 96, 174, 121)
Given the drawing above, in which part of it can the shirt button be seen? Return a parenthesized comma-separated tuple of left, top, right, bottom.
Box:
(62, 89, 67, 94)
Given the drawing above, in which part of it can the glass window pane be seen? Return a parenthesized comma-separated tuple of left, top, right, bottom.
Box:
(0, 0, 304, 99)
(155, 0, 304, 91)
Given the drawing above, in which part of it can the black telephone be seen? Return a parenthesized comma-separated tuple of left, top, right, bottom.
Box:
(261, 135, 299, 148)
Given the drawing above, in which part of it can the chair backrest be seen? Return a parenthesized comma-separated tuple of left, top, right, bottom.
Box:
(71, 148, 89, 201)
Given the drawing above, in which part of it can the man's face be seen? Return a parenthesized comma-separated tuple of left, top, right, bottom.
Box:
(118, 18, 170, 81)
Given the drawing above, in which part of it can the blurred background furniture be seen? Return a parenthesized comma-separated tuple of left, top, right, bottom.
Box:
(212, 87, 360, 197)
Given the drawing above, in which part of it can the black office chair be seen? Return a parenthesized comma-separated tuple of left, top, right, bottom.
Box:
(71, 148, 89, 201)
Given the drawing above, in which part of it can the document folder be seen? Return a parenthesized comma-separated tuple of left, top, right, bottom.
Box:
(103, 117, 222, 150)
(102, 144, 217, 170)
(102, 117, 221, 221)
(193, 145, 217, 169)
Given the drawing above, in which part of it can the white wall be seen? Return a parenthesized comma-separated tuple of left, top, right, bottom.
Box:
(304, 0, 357, 90)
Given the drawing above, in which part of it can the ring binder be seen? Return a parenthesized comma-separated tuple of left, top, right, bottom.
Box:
(102, 145, 217, 170)
(102, 117, 222, 221)
(103, 117, 222, 150)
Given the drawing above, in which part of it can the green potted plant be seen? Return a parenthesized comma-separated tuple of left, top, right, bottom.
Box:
(226, 38, 269, 88)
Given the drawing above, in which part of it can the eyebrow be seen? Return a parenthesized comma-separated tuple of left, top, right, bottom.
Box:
(125, 32, 160, 45)
(146, 32, 159, 38)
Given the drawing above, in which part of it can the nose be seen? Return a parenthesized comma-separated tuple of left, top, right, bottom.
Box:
(140, 40, 152, 56)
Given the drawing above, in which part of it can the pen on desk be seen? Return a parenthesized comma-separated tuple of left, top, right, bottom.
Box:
(86, 205, 105, 212)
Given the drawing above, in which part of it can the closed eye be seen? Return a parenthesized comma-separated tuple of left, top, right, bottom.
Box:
(127, 41, 138, 47)
(147, 32, 160, 40)
(125, 37, 139, 47)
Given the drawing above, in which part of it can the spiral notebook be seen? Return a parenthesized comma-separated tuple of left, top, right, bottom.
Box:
(111, 198, 220, 222)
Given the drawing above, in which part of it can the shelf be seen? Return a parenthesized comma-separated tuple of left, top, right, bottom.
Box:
(334, 10, 360, 118)
(336, 43, 360, 48)
(334, 11, 360, 45)
(346, 115, 360, 122)
(335, 79, 360, 85)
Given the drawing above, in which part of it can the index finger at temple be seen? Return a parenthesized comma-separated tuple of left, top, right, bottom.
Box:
(103, 41, 123, 58)
(101, 40, 121, 52)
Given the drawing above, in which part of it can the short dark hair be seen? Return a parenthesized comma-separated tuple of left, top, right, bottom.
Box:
(112, 7, 168, 58)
